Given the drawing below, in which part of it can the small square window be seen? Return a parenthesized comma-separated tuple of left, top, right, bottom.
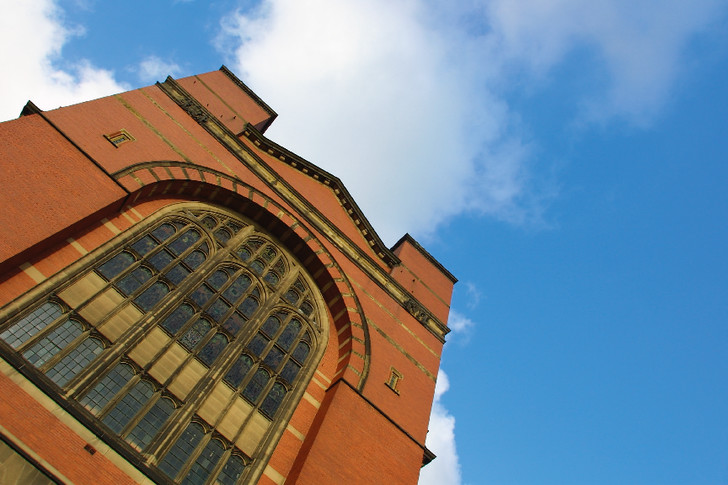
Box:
(104, 129, 134, 148)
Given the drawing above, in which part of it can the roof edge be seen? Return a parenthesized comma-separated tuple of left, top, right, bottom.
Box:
(392, 233, 457, 283)
(219, 65, 278, 133)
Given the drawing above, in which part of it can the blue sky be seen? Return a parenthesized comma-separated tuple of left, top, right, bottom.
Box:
(1, 1, 727, 484)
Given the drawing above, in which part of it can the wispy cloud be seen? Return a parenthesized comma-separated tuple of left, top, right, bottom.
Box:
(137, 55, 181, 83)
(420, 370, 462, 485)
(0, 0, 126, 121)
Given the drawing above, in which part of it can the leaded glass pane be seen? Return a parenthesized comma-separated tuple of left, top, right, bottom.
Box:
(190, 284, 214, 307)
(169, 229, 201, 255)
(262, 345, 284, 370)
(249, 259, 264, 275)
(166, 263, 191, 285)
(263, 271, 279, 286)
(117, 266, 152, 296)
(1, 301, 62, 348)
(23, 320, 83, 366)
(126, 397, 175, 450)
(181, 438, 225, 485)
(214, 228, 231, 244)
(293, 279, 306, 293)
(224, 355, 253, 388)
(223, 275, 251, 303)
(300, 300, 314, 317)
(149, 249, 174, 271)
(198, 333, 228, 366)
(207, 270, 228, 290)
(222, 312, 246, 336)
(260, 382, 287, 417)
(261, 316, 280, 338)
(273, 258, 286, 275)
(261, 246, 276, 262)
(201, 216, 217, 229)
(235, 247, 251, 261)
(102, 380, 155, 433)
(80, 363, 134, 414)
(246, 333, 268, 357)
(277, 320, 300, 351)
(284, 289, 299, 305)
(227, 221, 243, 234)
(98, 251, 135, 280)
(238, 297, 258, 318)
(280, 360, 300, 384)
(301, 331, 312, 344)
(134, 282, 169, 312)
(131, 235, 156, 256)
(217, 455, 246, 485)
(292, 341, 310, 363)
(159, 422, 205, 479)
(184, 250, 206, 270)
(180, 319, 211, 350)
(152, 223, 176, 241)
(242, 368, 269, 403)
(207, 299, 230, 322)
(46, 337, 103, 387)
(161, 304, 194, 335)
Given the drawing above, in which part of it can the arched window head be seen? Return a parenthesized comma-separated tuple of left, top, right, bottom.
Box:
(0, 204, 328, 484)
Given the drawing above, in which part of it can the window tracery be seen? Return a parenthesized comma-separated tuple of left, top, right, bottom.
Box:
(0, 204, 326, 484)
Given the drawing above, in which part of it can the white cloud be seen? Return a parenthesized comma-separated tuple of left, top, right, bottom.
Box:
(0, 0, 126, 122)
(448, 310, 476, 337)
(137, 55, 181, 83)
(420, 370, 462, 485)
(217, 0, 725, 242)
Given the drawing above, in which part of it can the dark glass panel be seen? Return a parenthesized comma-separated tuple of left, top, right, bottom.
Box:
(198, 333, 228, 366)
(46, 337, 104, 387)
(1, 301, 63, 349)
(261, 246, 276, 262)
(134, 282, 169, 312)
(260, 316, 280, 337)
(159, 422, 205, 479)
(160, 304, 195, 335)
(246, 333, 268, 357)
(260, 382, 287, 417)
(201, 216, 217, 229)
(300, 300, 314, 316)
(273, 258, 286, 274)
(126, 397, 175, 451)
(223, 275, 251, 303)
(262, 345, 284, 370)
(280, 360, 301, 384)
(151, 223, 176, 241)
(183, 250, 206, 270)
(180, 319, 212, 350)
(222, 312, 246, 336)
(293, 279, 306, 293)
(207, 299, 231, 322)
(238, 297, 258, 318)
(277, 320, 301, 351)
(23, 320, 83, 366)
(190, 284, 214, 307)
(217, 455, 246, 485)
(227, 221, 243, 234)
(102, 380, 154, 433)
(247, 239, 263, 251)
(214, 228, 231, 244)
(165, 264, 191, 285)
(224, 355, 253, 388)
(199, 242, 210, 255)
(263, 271, 279, 286)
(181, 439, 225, 485)
(80, 363, 134, 414)
(131, 235, 157, 256)
(168, 229, 201, 255)
(301, 331, 312, 344)
(117, 266, 152, 296)
(149, 249, 174, 271)
(235, 247, 251, 261)
(242, 368, 269, 403)
(283, 289, 299, 305)
(292, 341, 310, 363)
(249, 259, 265, 275)
(98, 252, 136, 280)
(207, 270, 228, 290)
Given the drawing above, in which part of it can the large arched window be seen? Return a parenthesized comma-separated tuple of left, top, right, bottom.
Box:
(0, 204, 327, 484)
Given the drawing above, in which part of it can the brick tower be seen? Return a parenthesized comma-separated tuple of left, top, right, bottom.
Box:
(0, 67, 455, 484)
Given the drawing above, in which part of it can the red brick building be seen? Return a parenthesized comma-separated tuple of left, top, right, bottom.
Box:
(0, 67, 455, 484)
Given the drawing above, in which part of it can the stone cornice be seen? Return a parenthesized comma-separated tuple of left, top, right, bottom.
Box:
(157, 76, 450, 342)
